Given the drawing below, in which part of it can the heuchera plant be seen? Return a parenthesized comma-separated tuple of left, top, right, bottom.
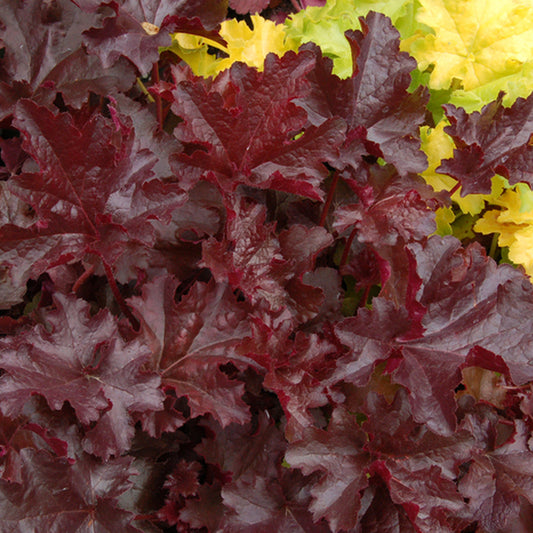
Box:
(1, 1, 533, 531)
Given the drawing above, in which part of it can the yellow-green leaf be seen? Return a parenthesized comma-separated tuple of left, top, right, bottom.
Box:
(284, 0, 417, 78)
(404, 0, 533, 96)
(167, 15, 297, 78)
(475, 184, 533, 276)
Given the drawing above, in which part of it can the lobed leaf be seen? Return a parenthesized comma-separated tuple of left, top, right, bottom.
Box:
(0, 294, 163, 459)
(0, 449, 141, 532)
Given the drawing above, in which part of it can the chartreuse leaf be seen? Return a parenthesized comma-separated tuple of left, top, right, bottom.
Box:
(167, 15, 297, 77)
(403, 0, 533, 109)
(283, 0, 419, 78)
(449, 61, 533, 112)
(475, 183, 533, 276)
(434, 206, 455, 236)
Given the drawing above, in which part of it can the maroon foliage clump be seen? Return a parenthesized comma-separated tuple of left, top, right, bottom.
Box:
(1, 4, 533, 532)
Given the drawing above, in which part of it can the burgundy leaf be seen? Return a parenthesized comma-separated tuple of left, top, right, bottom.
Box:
(334, 236, 533, 436)
(176, 482, 226, 530)
(0, 181, 39, 308)
(333, 298, 413, 388)
(197, 413, 285, 488)
(362, 390, 475, 531)
(202, 196, 332, 320)
(300, 13, 428, 176)
(129, 275, 259, 426)
(363, 390, 474, 475)
(396, 238, 533, 434)
(357, 480, 418, 533)
(458, 425, 533, 533)
(406, 237, 533, 384)
(220, 468, 332, 532)
(333, 164, 441, 248)
(0, 293, 163, 459)
(0, 81, 32, 121)
(0, 449, 141, 532)
(1, 100, 184, 304)
(262, 331, 342, 429)
(0, 0, 101, 86)
(110, 94, 182, 180)
(439, 92, 533, 194)
(0, 137, 28, 177)
(82, 0, 227, 76)
(229, 0, 271, 14)
(82, 9, 172, 77)
(0, 414, 68, 484)
(134, 388, 187, 439)
(188, 414, 330, 532)
(371, 460, 468, 532)
(164, 459, 202, 498)
(33, 50, 136, 109)
(169, 51, 345, 200)
(285, 406, 370, 532)
(0, 0, 132, 114)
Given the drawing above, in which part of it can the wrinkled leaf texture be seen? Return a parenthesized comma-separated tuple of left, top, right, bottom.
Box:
(1, 5, 533, 533)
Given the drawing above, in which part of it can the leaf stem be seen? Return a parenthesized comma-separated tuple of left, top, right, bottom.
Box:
(290, 0, 301, 11)
(489, 232, 499, 260)
(72, 264, 95, 294)
(319, 170, 340, 227)
(136, 78, 155, 103)
(152, 61, 163, 130)
(340, 227, 357, 267)
(359, 284, 371, 309)
(101, 259, 140, 331)
(449, 181, 461, 197)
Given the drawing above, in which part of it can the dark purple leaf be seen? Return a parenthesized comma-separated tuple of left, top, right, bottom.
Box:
(439, 92, 533, 195)
(299, 13, 428, 176)
(0, 0, 133, 115)
(0, 293, 163, 459)
(333, 164, 441, 248)
(82, 0, 227, 76)
(129, 275, 260, 426)
(262, 331, 342, 429)
(357, 480, 418, 533)
(334, 236, 533, 436)
(229, 0, 271, 14)
(285, 406, 370, 532)
(1, 100, 184, 303)
(458, 425, 533, 532)
(0, 449, 141, 532)
(203, 196, 332, 320)
(0, 413, 68, 483)
(168, 51, 345, 200)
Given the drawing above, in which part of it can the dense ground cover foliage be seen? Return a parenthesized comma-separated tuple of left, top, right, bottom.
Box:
(1, 0, 533, 531)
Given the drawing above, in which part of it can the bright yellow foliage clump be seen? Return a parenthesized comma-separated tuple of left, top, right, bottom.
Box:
(168, 15, 297, 77)
(406, 0, 533, 271)
(475, 184, 533, 275)
(283, 0, 419, 78)
(403, 0, 533, 110)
